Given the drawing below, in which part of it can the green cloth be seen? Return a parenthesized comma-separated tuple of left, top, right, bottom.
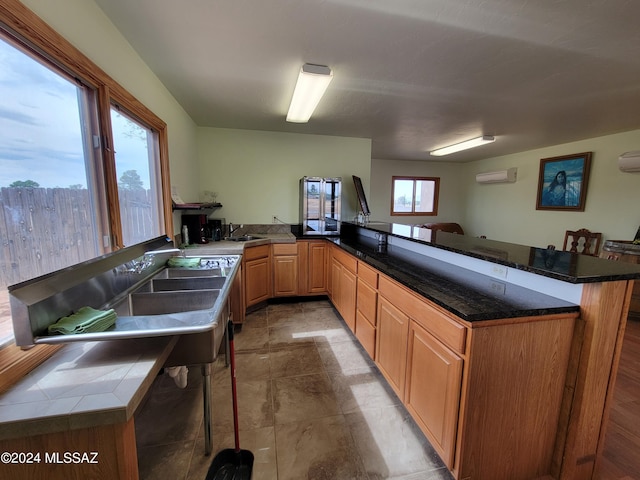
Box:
(48, 306, 117, 335)
(167, 257, 201, 268)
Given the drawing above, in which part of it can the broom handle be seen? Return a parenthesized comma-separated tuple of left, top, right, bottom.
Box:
(228, 319, 241, 452)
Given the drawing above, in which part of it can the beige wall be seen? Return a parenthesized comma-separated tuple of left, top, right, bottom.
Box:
(22, 0, 200, 234)
(461, 129, 640, 248)
(196, 128, 372, 225)
(371, 130, 640, 249)
(370, 158, 467, 225)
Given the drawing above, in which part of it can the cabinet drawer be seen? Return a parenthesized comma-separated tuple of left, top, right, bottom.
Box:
(358, 261, 378, 288)
(244, 244, 270, 261)
(332, 247, 357, 273)
(272, 242, 297, 256)
(379, 275, 466, 354)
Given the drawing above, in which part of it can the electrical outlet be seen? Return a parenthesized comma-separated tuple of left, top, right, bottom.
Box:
(490, 264, 508, 279)
(489, 280, 506, 295)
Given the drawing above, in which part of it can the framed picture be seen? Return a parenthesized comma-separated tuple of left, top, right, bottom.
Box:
(536, 152, 592, 211)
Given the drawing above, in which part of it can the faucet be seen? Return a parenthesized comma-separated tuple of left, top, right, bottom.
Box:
(228, 223, 242, 237)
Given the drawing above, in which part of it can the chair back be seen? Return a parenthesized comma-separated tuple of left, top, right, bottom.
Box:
(562, 228, 602, 256)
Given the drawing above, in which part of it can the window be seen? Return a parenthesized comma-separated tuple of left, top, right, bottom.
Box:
(111, 106, 164, 246)
(391, 176, 440, 216)
(0, 35, 109, 348)
(0, 0, 173, 390)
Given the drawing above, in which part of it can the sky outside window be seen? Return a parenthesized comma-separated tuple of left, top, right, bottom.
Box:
(0, 38, 88, 188)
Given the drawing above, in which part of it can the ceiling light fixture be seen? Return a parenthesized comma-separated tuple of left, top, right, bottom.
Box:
(429, 135, 496, 156)
(286, 63, 333, 123)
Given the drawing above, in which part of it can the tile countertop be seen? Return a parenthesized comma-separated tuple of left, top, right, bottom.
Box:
(0, 336, 177, 441)
(182, 232, 296, 255)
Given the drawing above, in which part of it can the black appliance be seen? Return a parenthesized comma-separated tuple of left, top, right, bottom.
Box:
(182, 214, 209, 244)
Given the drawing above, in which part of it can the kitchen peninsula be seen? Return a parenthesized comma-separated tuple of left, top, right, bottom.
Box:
(166, 220, 639, 480)
(331, 220, 640, 480)
(164, 221, 639, 479)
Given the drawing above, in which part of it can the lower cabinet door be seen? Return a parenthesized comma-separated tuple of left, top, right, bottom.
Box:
(340, 267, 357, 332)
(273, 255, 298, 297)
(405, 320, 463, 468)
(375, 296, 409, 400)
(307, 241, 327, 293)
(355, 311, 376, 359)
(245, 258, 270, 306)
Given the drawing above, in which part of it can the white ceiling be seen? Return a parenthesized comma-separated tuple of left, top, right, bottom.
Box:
(93, 0, 640, 162)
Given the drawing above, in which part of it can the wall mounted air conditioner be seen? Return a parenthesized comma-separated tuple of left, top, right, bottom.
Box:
(475, 167, 517, 184)
(618, 151, 640, 172)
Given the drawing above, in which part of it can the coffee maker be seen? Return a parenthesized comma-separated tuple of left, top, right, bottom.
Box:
(181, 214, 209, 244)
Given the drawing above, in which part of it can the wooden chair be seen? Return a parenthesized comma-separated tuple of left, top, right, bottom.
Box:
(562, 228, 602, 256)
(420, 222, 464, 235)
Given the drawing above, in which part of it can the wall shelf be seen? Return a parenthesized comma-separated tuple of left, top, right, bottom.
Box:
(172, 202, 222, 211)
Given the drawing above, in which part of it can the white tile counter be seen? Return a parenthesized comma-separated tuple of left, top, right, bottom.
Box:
(0, 336, 177, 480)
(0, 336, 177, 441)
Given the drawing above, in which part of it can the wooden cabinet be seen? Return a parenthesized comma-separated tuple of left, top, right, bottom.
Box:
(340, 267, 357, 332)
(355, 261, 378, 359)
(375, 295, 409, 400)
(272, 243, 298, 297)
(329, 245, 357, 332)
(405, 320, 462, 468)
(297, 240, 327, 295)
(243, 244, 270, 307)
(320, 243, 606, 479)
(377, 272, 463, 467)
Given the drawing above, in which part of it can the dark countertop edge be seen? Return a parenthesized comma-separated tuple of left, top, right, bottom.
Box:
(342, 221, 640, 284)
(332, 239, 580, 323)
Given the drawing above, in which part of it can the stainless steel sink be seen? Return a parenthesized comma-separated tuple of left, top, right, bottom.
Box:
(9, 240, 239, 458)
(129, 289, 220, 315)
(151, 276, 226, 291)
(223, 235, 262, 242)
(162, 268, 225, 278)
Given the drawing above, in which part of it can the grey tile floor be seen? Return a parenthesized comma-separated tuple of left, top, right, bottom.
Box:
(134, 298, 454, 480)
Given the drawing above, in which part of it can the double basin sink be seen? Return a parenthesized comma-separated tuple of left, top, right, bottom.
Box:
(109, 255, 240, 367)
(32, 255, 240, 354)
(125, 269, 226, 317)
(109, 256, 239, 341)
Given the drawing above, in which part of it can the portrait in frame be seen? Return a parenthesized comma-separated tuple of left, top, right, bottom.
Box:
(536, 152, 592, 211)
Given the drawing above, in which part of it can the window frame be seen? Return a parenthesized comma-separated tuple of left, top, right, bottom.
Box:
(390, 175, 440, 216)
(0, 0, 174, 390)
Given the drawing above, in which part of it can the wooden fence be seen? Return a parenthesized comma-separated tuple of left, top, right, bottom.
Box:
(0, 187, 153, 288)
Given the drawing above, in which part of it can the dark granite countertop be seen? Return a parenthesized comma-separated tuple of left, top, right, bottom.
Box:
(330, 236, 579, 323)
(342, 221, 640, 284)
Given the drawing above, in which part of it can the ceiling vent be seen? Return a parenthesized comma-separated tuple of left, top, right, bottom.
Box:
(476, 168, 517, 184)
(618, 151, 640, 172)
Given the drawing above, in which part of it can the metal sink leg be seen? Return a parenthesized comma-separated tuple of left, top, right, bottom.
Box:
(225, 323, 231, 367)
(201, 363, 213, 455)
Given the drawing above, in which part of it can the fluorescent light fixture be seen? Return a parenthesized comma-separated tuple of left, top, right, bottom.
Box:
(286, 63, 333, 123)
(430, 135, 496, 156)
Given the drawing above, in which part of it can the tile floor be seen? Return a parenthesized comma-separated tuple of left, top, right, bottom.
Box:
(134, 298, 454, 480)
